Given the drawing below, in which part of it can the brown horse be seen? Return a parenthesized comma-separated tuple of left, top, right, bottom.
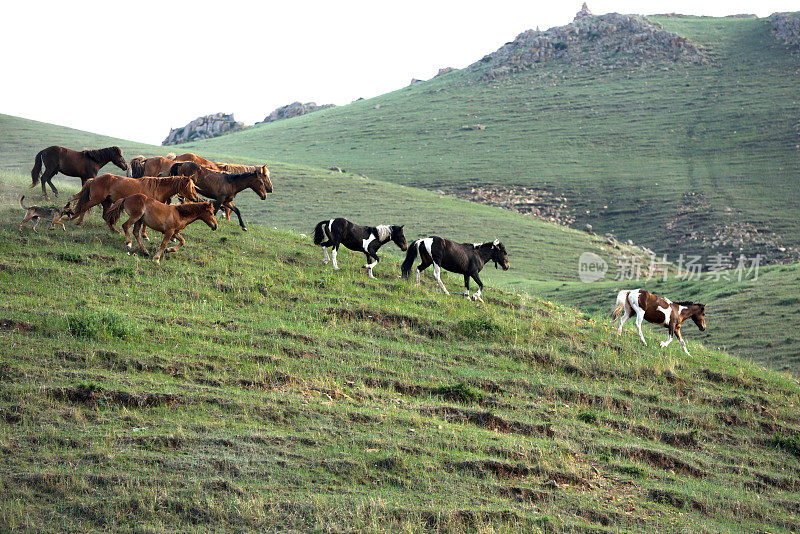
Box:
(612, 289, 706, 357)
(173, 152, 224, 171)
(128, 154, 176, 178)
(169, 161, 271, 231)
(67, 174, 200, 230)
(104, 193, 217, 263)
(31, 146, 128, 198)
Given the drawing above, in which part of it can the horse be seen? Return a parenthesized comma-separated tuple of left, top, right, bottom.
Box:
(30, 146, 128, 199)
(401, 237, 510, 301)
(312, 218, 407, 278)
(128, 154, 176, 178)
(66, 174, 200, 231)
(611, 289, 706, 356)
(169, 161, 271, 231)
(173, 152, 225, 171)
(104, 193, 217, 263)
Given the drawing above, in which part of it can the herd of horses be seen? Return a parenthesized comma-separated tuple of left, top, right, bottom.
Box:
(25, 144, 707, 353)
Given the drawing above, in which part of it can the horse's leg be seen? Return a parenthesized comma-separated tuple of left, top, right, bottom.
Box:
(416, 258, 431, 286)
(660, 325, 675, 348)
(634, 309, 647, 346)
(224, 201, 247, 231)
(101, 198, 117, 232)
(331, 245, 340, 270)
(133, 221, 149, 256)
(675, 326, 691, 357)
(31, 217, 40, 233)
(470, 272, 484, 302)
(463, 274, 471, 297)
(432, 263, 449, 295)
(122, 216, 136, 251)
(19, 211, 35, 231)
(165, 234, 185, 254)
(364, 252, 379, 279)
(321, 245, 331, 264)
(617, 309, 631, 335)
(40, 167, 57, 199)
(153, 231, 173, 263)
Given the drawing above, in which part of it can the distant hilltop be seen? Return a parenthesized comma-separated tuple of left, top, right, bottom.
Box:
(472, 3, 706, 79)
(162, 113, 244, 146)
(257, 101, 336, 125)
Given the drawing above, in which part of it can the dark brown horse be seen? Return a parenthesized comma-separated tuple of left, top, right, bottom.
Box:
(169, 161, 271, 231)
(31, 146, 128, 198)
(104, 193, 217, 263)
(67, 174, 199, 230)
(128, 154, 176, 178)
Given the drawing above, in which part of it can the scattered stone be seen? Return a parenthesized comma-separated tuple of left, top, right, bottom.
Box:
(574, 2, 592, 20)
(162, 113, 245, 145)
(435, 67, 455, 77)
(461, 124, 487, 130)
(770, 12, 800, 47)
(409, 78, 424, 85)
(258, 101, 335, 124)
(584, 223, 594, 235)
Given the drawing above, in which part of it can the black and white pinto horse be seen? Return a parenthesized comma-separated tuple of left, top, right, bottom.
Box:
(401, 236, 510, 301)
(313, 218, 408, 278)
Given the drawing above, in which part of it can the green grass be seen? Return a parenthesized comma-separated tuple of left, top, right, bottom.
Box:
(187, 15, 800, 263)
(1, 192, 800, 532)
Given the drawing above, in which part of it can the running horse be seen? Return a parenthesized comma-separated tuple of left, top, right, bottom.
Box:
(401, 237, 510, 301)
(30, 145, 128, 198)
(128, 153, 176, 178)
(169, 161, 272, 231)
(612, 289, 706, 356)
(104, 193, 218, 263)
(312, 217, 407, 278)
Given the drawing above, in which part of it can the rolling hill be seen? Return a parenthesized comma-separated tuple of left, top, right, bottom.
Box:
(1, 192, 799, 532)
(187, 13, 800, 265)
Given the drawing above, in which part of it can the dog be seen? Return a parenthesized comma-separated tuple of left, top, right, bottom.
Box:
(18, 196, 73, 232)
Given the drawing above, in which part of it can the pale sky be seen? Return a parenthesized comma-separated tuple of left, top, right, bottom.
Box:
(2, 1, 796, 145)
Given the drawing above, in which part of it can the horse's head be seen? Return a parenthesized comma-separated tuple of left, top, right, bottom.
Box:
(250, 174, 269, 200)
(258, 165, 273, 193)
(179, 176, 201, 202)
(490, 239, 510, 270)
(199, 202, 218, 230)
(391, 225, 408, 251)
(691, 303, 706, 331)
(111, 146, 128, 172)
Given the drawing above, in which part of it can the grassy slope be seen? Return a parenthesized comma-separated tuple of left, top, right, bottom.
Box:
(187, 15, 800, 262)
(1, 197, 800, 532)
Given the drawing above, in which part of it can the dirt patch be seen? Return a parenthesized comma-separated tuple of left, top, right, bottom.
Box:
(700, 368, 751, 389)
(602, 418, 700, 449)
(47, 385, 182, 408)
(422, 406, 553, 437)
(612, 447, 705, 478)
(0, 318, 35, 333)
(325, 307, 446, 338)
(1, 406, 22, 424)
(648, 488, 708, 514)
(448, 459, 533, 479)
(716, 411, 748, 427)
(237, 371, 297, 390)
(556, 387, 631, 413)
(448, 186, 575, 226)
(495, 485, 548, 503)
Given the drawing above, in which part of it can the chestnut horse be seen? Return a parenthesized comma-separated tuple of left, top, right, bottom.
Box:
(104, 193, 217, 263)
(128, 154, 176, 178)
(612, 289, 706, 357)
(67, 174, 199, 230)
(169, 161, 271, 231)
(30, 146, 128, 199)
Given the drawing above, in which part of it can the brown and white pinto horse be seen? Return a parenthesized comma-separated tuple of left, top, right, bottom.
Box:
(66, 174, 200, 229)
(612, 289, 706, 356)
(104, 193, 217, 263)
(30, 145, 128, 198)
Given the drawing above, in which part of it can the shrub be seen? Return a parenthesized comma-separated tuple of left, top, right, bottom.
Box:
(431, 382, 484, 404)
(577, 410, 599, 424)
(67, 309, 134, 340)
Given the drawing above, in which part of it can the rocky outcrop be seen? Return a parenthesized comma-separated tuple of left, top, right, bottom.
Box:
(258, 102, 335, 124)
(770, 12, 800, 47)
(472, 4, 706, 79)
(162, 113, 245, 145)
(435, 67, 455, 77)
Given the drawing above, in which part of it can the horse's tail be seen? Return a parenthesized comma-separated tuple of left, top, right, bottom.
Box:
(20, 196, 29, 210)
(611, 290, 629, 320)
(165, 152, 176, 160)
(312, 221, 328, 245)
(30, 150, 44, 187)
(168, 162, 184, 176)
(104, 198, 126, 228)
(401, 240, 420, 278)
(72, 181, 94, 215)
(130, 156, 145, 178)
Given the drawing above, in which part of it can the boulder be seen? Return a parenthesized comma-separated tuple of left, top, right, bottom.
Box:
(770, 12, 800, 47)
(258, 101, 335, 124)
(162, 113, 245, 146)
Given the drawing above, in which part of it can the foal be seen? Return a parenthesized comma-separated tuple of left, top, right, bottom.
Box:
(104, 194, 218, 263)
(401, 237, 509, 301)
(313, 218, 407, 278)
(612, 289, 706, 356)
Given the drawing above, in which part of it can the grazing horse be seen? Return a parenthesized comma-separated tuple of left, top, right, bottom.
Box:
(30, 146, 128, 198)
(401, 237, 510, 301)
(128, 154, 176, 178)
(104, 193, 217, 263)
(169, 161, 271, 231)
(66, 174, 199, 230)
(312, 218, 407, 278)
(612, 289, 706, 356)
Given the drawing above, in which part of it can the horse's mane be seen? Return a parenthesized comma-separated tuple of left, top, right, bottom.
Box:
(176, 202, 211, 216)
(225, 170, 259, 183)
(218, 163, 254, 173)
(82, 146, 120, 163)
(675, 300, 702, 307)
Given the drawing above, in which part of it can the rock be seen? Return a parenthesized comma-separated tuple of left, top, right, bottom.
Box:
(584, 223, 594, 235)
(435, 67, 455, 77)
(575, 2, 593, 20)
(472, 6, 706, 80)
(770, 12, 800, 47)
(461, 124, 487, 130)
(409, 78, 424, 85)
(258, 101, 335, 125)
(162, 113, 245, 146)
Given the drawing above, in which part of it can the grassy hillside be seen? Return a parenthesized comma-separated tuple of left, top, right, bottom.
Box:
(187, 15, 800, 263)
(2, 193, 800, 532)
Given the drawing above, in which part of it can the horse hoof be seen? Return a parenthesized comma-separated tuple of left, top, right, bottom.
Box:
(242, 227, 248, 232)
(323, 259, 330, 265)
(126, 243, 132, 250)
